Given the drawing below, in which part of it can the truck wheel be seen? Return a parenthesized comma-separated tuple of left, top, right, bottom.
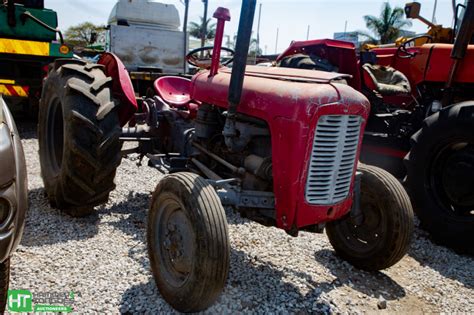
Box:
(326, 164, 414, 270)
(404, 102, 474, 254)
(38, 60, 121, 216)
(0, 259, 9, 313)
(147, 173, 229, 312)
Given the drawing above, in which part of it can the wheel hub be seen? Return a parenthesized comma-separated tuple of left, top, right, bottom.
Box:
(439, 145, 474, 211)
(159, 208, 194, 285)
(164, 222, 192, 274)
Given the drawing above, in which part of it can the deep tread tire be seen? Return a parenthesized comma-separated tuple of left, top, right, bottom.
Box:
(147, 172, 229, 312)
(327, 164, 414, 270)
(38, 59, 121, 216)
(0, 259, 10, 313)
(404, 102, 474, 254)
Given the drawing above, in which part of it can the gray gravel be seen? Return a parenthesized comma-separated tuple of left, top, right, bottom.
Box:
(9, 120, 474, 313)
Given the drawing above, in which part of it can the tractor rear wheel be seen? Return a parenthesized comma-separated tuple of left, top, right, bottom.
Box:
(405, 102, 474, 254)
(326, 164, 414, 270)
(38, 59, 121, 217)
(147, 172, 229, 312)
(0, 259, 9, 313)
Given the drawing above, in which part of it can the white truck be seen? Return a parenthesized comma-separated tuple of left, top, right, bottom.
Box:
(107, 0, 187, 79)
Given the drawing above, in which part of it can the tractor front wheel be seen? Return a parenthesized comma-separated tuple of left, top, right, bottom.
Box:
(326, 164, 414, 270)
(38, 59, 122, 216)
(147, 173, 230, 312)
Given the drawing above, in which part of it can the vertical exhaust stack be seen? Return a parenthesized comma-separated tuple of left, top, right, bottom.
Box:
(223, 0, 257, 152)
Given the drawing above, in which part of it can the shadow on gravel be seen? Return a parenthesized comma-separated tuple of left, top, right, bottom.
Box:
(313, 249, 406, 301)
(11, 112, 38, 140)
(408, 230, 474, 289)
(119, 247, 335, 314)
(21, 188, 100, 247)
(100, 191, 150, 241)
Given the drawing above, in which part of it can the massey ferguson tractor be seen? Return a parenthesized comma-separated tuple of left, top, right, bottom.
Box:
(278, 1, 474, 254)
(37, 0, 413, 312)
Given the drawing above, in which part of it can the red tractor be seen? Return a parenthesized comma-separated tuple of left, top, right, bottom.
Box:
(37, 1, 413, 312)
(278, 1, 474, 253)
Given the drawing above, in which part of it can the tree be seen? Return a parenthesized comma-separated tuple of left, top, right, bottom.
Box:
(188, 17, 216, 43)
(248, 38, 262, 57)
(360, 2, 412, 44)
(226, 35, 262, 57)
(64, 22, 106, 48)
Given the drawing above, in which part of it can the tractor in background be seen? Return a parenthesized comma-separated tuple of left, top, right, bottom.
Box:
(278, 0, 474, 253)
(0, 0, 73, 114)
(37, 0, 413, 312)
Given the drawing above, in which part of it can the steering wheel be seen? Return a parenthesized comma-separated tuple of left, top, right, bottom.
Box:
(396, 35, 433, 59)
(186, 46, 235, 69)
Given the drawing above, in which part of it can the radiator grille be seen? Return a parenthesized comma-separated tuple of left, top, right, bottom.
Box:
(305, 115, 362, 205)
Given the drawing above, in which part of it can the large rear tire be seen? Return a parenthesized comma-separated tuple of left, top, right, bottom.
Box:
(0, 259, 10, 313)
(38, 59, 121, 217)
(404, 102, 474, 254)
(147, 173, 229, 312)
(326, 164, 414, 270)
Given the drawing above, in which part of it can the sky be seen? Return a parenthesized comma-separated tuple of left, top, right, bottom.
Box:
(44, 0, 455, 54)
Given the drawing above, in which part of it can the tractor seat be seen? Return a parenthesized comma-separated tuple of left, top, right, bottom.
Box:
(362, 64, 411, 96)
(153, 76, 192, 107)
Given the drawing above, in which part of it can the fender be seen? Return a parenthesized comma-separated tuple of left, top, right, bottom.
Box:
(98, 52, 138, 126)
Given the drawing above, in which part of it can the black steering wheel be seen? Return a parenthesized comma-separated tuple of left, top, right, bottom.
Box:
(396, 35, 433, 58)
(186, 46, 235, 69)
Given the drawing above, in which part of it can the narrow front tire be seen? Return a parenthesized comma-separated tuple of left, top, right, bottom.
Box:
(326, 164, 414, 270)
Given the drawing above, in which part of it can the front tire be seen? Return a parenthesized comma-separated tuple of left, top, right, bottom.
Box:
(326, 164, 414, 270)
(404, 102, 474, 254)
(38, 60, 122, 217)
(147, 173, 230, 312)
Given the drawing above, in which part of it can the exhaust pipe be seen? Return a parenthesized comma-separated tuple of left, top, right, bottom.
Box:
(223, 0, 257, 152)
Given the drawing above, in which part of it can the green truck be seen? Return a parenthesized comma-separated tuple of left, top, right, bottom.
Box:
(0, 0, 72, 112)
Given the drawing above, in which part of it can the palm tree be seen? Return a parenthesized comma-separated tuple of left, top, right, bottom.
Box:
(188, 17, 216, 42)
(360, 2, 412, 44)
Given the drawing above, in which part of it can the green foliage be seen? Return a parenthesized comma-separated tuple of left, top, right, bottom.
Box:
(188, 17, 216, 41)
(226, 36, 262, 57)
(64, 22, 106, 48)
(360, 2, 412, 44)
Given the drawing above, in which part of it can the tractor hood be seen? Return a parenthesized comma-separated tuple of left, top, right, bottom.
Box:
(190, 65, 368, 122)
(221, 65, 350, 83)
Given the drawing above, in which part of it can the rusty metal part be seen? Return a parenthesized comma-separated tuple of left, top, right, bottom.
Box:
(191, 158, 222, 181)
(243, 155, 272, 180)
(192, 142, 246, 175)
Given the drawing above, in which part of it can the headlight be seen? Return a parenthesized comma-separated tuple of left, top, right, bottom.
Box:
(0, 198, 10, 224)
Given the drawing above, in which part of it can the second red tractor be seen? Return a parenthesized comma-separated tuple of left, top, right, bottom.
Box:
(278, 0, 474, 253)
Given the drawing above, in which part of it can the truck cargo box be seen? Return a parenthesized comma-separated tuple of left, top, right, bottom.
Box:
(108, 24, 185, 73)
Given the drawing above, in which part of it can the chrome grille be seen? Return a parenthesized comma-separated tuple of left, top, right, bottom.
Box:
(305, 115, 362, 205)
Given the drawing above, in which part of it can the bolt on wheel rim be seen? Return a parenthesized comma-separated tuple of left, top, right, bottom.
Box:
(154, 197, 195, 288)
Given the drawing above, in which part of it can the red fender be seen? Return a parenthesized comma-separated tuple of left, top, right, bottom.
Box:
(98, 53, 138, 126)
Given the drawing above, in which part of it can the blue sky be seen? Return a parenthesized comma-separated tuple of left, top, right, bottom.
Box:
(45, 0, 454, 54)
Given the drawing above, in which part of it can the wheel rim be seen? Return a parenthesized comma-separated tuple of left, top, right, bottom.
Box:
(430, 141, 474, 218)
(335, 190, 386, 255)
(153, 194, 194, 288)
(46, 98, 64, 173)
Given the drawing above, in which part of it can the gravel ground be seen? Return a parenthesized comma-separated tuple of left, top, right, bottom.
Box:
(9, 120, 474, 314)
